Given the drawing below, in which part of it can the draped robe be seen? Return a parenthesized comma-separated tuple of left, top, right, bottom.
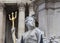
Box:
(20, 27, 44, 43)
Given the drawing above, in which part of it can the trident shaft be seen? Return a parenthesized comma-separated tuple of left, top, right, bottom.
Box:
(9, 11, 17, 43)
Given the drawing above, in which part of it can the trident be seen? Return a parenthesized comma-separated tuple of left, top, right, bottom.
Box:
(9, 11, 17, 43)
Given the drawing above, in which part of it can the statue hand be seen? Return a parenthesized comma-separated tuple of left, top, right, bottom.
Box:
(11, 28, 15, 33)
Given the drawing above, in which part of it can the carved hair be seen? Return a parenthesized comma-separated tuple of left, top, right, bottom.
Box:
(25, 15, 35, 23)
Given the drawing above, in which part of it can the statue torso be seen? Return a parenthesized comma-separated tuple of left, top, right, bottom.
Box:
(22, 27, 44, 43)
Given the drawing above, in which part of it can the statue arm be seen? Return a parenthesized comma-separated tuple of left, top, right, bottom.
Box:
(12, 32, 16, 43)
(11, 27, 17, 43)
(36, 28, 44, 43)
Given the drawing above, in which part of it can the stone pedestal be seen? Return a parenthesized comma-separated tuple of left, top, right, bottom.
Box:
(29, 4, 35, 16)
(0, 4, 5, 43)
(47, 2, 60, 43)
(37, 1, 60, 43)
(18, 4, 25, 39)
(37, 3, 48, 43)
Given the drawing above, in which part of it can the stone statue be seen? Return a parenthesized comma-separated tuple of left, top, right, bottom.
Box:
(20, 15, 44, 43)
(49, 36, 59, 43)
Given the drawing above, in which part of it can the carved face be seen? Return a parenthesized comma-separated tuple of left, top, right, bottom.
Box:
(25, 16, 35, 27)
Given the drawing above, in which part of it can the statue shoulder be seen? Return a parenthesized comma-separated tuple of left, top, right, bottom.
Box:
(22, 31, 30, 35)
(34, 27, 44, 35)
(22, 31, 31, 39)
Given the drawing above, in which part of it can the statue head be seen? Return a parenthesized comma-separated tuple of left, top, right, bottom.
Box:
(25, 16, 35, 30)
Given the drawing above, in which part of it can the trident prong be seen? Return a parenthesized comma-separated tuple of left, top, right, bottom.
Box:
(15, 11, 17, 19)
(9, 14, 12, 20)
